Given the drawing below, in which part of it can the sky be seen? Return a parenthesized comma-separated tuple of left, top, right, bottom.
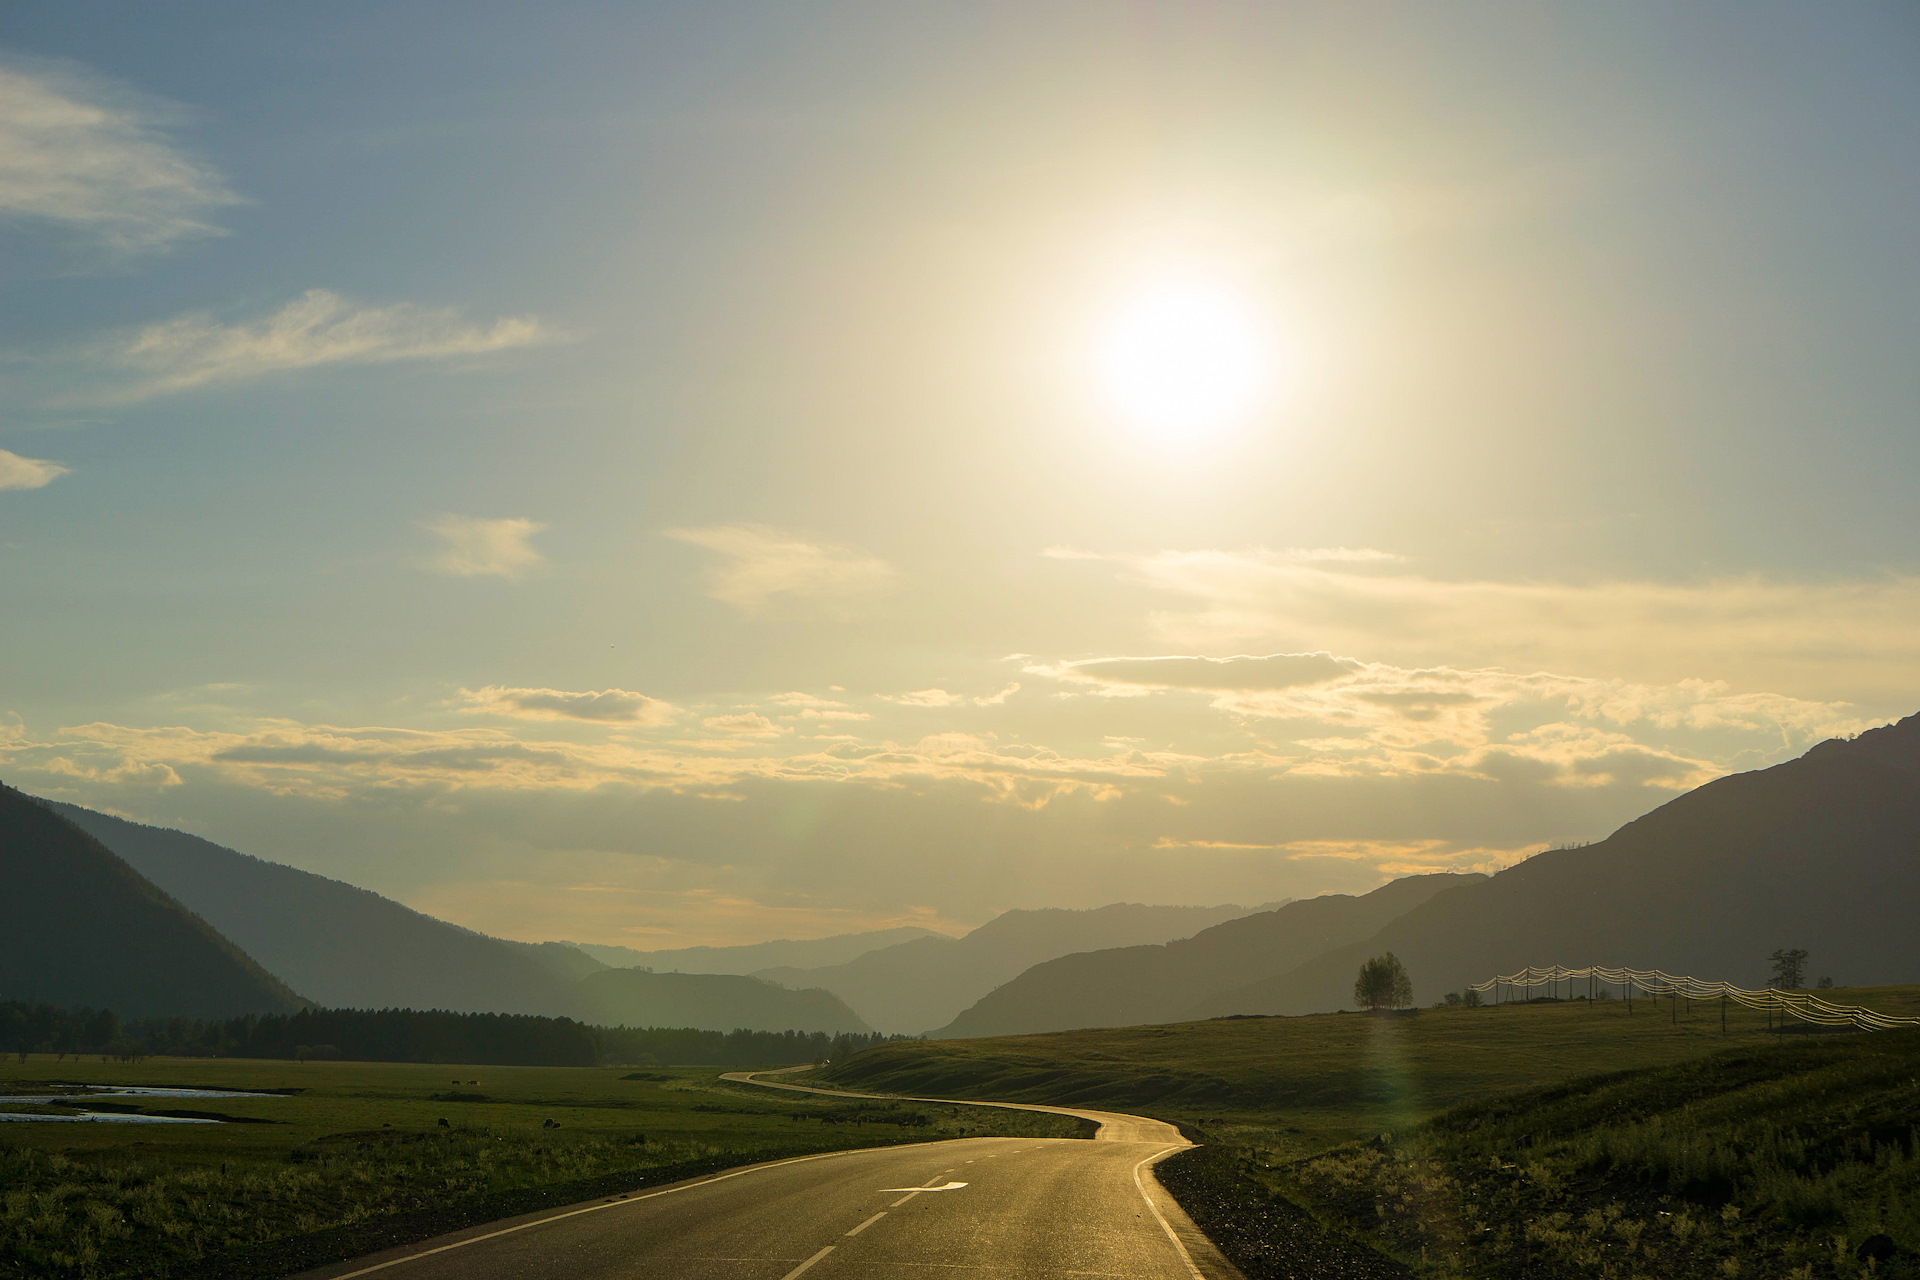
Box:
(3, 3, 1918, 948)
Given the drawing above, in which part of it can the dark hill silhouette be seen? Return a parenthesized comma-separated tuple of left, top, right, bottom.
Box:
(755, 901, 1283, 1033)
(0, 783, 304, 1018)
(1195, 713, 1920, 1017)
(568, 927, 948, 975)
(937, 872, 1483, 1038)
(577, 968, 871, 1034)
(50, 801, 589, 1017)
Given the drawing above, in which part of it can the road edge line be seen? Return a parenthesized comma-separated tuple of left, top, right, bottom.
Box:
(1133, 1145, 1206, 1280)
(321, 1145, 898, 1278)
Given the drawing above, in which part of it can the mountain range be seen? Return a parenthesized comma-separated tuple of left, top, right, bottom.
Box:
(11, 713, 1915, 1041)
(1186, 711, 1920, 1017)
(33, 800, 869, 1033)
(566, 927, 947, 975)
(755, 901, 1285, 1033)
(937, 872, 1481, 1037)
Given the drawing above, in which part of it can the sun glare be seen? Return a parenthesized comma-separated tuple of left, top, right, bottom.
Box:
(1092, 279, 1271, 442)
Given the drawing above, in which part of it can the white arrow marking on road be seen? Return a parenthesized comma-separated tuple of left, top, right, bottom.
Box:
(878, 1181, 967, 1192)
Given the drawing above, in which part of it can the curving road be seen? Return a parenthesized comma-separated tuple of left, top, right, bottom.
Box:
(298, 1069, 1241, 1280)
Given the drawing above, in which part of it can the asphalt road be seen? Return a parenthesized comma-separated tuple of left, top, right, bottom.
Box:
(299, 1073, 1242, 1280)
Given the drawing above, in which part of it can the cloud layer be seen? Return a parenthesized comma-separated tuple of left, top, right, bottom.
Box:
(0, 59, 241, 255)
(1070, 548, 1920, 702)
(665, 524, 897, 614)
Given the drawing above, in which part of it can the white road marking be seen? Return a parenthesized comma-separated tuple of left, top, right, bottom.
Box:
(878, 1181, 967, 1192)
(889, 1192, 919, 1208)
(1132, 1147, 1205, 1280)
(781, 1245, 835, 1280)
(845, 1211, 886, 1237)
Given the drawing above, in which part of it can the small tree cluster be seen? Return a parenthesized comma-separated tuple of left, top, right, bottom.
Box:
(1769, 948, 1810, 990)
(1354, 952, 1414, 1011)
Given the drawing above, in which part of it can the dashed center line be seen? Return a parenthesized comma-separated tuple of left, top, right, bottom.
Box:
(780, 1245, 835, 1280)
(846, 1211, 886, 1237)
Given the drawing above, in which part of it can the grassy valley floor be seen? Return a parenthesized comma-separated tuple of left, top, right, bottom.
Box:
(0, 1056, 1087, 1279)
(815, 987, 1920, 1279)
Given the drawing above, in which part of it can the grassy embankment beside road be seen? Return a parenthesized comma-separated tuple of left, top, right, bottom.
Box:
(815, 986, 1920, 1279)
(0, 1056, 1088, 1280)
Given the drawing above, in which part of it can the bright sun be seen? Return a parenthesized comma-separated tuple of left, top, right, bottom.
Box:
(1092, 279, 1271, 441)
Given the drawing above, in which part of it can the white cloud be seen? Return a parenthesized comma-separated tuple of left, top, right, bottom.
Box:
(665, 524, 897, 614)
(884, 683, 1022, 707)
(888, 688, 968, 708)
(460, 686, 676, 725)
(0, 448, 70, 490)
(98, 289, 552, 401)
(769, 692, 849, 709)
(702, 713, 788, 738)
(765, 691, 870, 721)
(0, 59, 241, 256)
(423, 515, 548, 579)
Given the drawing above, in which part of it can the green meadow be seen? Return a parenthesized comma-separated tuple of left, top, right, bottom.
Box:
(817, 987, 1920, 1279)
(0, 1055, 1085, 1280)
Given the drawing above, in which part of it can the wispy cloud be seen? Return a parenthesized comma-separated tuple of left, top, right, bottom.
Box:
(702, 713, 788, 738)
(0, 448, 70, 490)
(1061, 546, 1920, 701)
(665, 524, 897, 614)
(423, 515, 548, 579)
(460, 686, 676, 725)
(96, 289, 552, 401)
(0, 58, 242, 256)
(1042, 653, 1357, 694)
(883, 683, 1022, 708)
(1042, 544, 1402, 565)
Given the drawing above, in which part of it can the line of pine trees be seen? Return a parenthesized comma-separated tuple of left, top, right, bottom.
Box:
(0, 1001, 908, 1067)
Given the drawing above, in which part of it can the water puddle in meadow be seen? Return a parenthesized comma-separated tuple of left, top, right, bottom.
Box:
(0, 1084, 280, 1123)
(0, 1111, 221, 1124)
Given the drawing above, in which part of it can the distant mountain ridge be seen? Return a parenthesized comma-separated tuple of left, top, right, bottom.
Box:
(1196, 713, 1920, 1017)
(579, 969, 871, 1034)
(757, 901, 1287, 1033)
(1, 784, 305, 1018)
(937, 872, 1483, 1037)
(567, 927, 947, 975)
(44, 800, 870, 1034)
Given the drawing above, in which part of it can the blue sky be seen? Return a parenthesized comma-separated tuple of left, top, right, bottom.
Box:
(4, 4, 1918, 946)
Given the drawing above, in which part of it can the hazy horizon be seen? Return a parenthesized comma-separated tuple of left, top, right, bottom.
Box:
(4, 4, 1918, 948)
